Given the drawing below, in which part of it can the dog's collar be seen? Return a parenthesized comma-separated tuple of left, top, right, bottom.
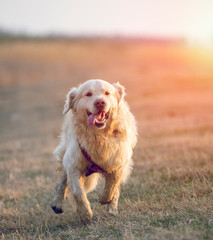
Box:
(78, 140, 107, 177)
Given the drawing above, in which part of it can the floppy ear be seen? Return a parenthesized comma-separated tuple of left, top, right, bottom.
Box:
(63, 87, 77, 114)
(113, 82, 126, 104)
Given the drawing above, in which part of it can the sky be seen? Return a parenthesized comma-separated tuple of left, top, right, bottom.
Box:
(0, 0, 213, 44)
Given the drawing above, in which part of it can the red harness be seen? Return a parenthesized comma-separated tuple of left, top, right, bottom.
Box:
(78, 141, 107, 177)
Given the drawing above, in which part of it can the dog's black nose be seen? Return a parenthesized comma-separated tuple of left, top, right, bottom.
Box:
(94, 99, 105, 109)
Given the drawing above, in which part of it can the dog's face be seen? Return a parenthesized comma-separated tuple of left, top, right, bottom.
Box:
(63, 79, 125, 129)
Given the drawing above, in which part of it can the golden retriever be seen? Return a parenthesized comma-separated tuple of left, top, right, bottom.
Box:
(51, 79, 137, 222)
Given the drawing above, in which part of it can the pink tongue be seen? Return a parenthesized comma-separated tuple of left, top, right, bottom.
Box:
(87, 111, 104, 127)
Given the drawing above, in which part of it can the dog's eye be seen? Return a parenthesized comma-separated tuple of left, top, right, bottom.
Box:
(86, 92, 92, 97)
(105, 91, 110, 96)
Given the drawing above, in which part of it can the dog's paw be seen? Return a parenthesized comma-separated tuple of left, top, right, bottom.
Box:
(51, 205, 64, 214)
(79, 209, 93, 224)
(51, 201, 64, 214)
(108, 207, 118, 216)
(98, 194, 112, 205)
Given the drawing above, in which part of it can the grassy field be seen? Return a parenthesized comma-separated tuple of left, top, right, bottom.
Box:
(0, 39, 213, 239)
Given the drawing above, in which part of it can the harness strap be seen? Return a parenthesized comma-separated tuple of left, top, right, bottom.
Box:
(78, 141, 106, 177)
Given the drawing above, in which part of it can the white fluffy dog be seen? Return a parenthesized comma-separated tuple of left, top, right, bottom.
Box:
(51, 79, 137, 222)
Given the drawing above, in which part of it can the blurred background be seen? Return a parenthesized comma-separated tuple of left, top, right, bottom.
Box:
(1, 0, 213, 44)
(1, 1, 213, 239)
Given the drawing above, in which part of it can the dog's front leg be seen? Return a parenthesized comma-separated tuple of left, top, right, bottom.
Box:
(107, 186, 120, 215)
(67, 168, 93, 222)
(99, 170, 121, 205)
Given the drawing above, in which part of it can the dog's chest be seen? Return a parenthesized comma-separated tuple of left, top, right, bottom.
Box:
(87, 132, 126, 171)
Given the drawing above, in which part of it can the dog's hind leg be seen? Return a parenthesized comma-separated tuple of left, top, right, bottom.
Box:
(84, 173, 99, 193)
(51, 169, 68, 214)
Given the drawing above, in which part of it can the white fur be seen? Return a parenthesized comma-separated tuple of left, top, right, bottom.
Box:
(52, 79, 137, 222)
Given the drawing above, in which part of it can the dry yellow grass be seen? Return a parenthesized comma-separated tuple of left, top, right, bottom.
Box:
(0, 39, 213, 239)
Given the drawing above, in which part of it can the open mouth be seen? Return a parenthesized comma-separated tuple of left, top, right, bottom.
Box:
(86, 110, 109, 128)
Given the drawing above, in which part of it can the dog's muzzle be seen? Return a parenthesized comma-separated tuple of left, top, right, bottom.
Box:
(87, 110, 109, 128)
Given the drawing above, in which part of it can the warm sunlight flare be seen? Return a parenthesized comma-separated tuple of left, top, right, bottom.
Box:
(185, 15, 213, 48)
(186, 32, 213, 48)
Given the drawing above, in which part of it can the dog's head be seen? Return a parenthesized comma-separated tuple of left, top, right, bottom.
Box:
(63, 79, 125, 129)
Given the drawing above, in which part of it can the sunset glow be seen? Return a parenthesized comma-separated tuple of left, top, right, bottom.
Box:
(184, 12, 213, 48)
